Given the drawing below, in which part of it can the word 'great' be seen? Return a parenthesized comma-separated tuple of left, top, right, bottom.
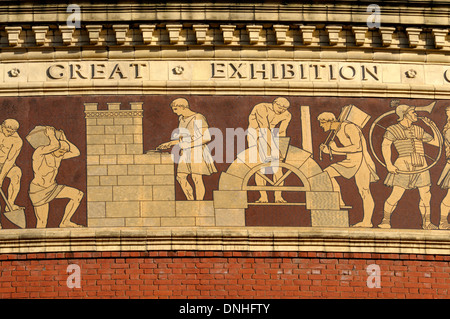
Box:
(47, 62, 148, 80)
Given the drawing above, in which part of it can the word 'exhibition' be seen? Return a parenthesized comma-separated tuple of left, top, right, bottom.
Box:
(212, 62, 381, 81)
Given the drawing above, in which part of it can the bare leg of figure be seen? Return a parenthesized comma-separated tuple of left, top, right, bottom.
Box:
(6, 166, 22, 210)
(439, 192, 450, 229)
(34, 203, 49, 228)
(191, 174, 205, 201)
(379, 186, 405, 229)
(177, 173, 194, 200)
(418, 186, 437, 230)
(255, 174, 268, 203)
(353, 166, 374, 228)
(56, 186, 84, 228)
(273, 166, 286, 203)
(324, 167, 345, 207)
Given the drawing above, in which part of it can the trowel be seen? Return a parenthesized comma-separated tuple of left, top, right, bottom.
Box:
(0, 188, 25, 229)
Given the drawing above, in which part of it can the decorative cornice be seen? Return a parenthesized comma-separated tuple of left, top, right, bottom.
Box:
(406, 27, 422, 48)
(273, 24, 290, 45)
(246, 25, 263, 45)
(85, 25, 102, 45)
(0, 23, 448, 52)
(192, 24, 209, 44)
(220, 25, 236, 44)
(352, 26, 368, 46)
(0, 227, 449, 255)
(4, 26, 21, 46)
(112, 25, 129, 45)
(139, 24, 156, 45)
(300, 25, 316, 45)
(326, 25, 343, 46)
(166, 24, 183, 44)
(31, 26, 48, 46)
(379, 27, 396, 47)
(432, 29, 449, 49)
(58, 25, 75, 45)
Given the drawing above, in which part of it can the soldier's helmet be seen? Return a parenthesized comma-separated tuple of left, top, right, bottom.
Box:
(391, 100, 415, 121)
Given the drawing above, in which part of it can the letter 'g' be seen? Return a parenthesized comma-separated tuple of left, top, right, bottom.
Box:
(47, 64, 66, 80)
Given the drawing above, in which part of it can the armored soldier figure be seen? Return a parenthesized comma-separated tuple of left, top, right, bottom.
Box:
(379, 103, 439, 229)
(437, 106, 450, 230)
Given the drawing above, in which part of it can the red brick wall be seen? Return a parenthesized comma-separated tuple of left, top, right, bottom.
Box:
(0, 251, 449, 299)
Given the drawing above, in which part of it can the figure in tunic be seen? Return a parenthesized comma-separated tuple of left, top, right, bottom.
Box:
(157, 98, 217, 200)
(247, 97, 292, 203)
(379, 103, 439, 229)
(318, 112, 379, 227)
(29, 126, 84, 228)
(0, 119, 23, 215)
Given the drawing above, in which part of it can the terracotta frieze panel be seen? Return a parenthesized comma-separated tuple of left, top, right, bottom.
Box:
(0, 95, 448, 234)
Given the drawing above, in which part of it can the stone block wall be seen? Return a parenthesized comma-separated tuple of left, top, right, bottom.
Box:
(84, 102, 217, 227)
(84, 102, 177, 227)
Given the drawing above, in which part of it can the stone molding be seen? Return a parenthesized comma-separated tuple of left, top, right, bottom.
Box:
(1, 79, 449, 100)
(0, 227, 449, 255)
(1, 1, 449, 27)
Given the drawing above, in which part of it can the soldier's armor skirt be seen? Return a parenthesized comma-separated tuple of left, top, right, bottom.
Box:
(384, 155, 431, 189)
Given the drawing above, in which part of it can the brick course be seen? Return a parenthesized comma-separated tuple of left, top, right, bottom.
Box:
(0, 251, 449, 299)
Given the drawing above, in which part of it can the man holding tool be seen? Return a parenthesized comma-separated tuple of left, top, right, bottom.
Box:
(0, 119, 24, 228)
(318, 105, 379, 228)
(247, 97, 292, 203)
(156, 98, 217, 201)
